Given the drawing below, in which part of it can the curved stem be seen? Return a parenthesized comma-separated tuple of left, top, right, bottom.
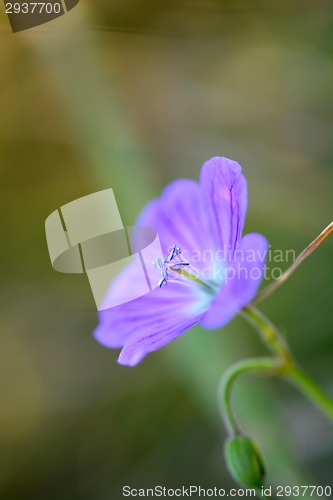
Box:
(218, 357, 283, 436)
(241, 305, 333, 424)
(219, 307, 333, 499)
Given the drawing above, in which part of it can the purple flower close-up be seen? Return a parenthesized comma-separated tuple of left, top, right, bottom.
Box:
(94, 157, 268, 366)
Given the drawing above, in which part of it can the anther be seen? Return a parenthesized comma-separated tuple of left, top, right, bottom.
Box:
(166, 245, 181, 263)
(153, 244, 190, 287)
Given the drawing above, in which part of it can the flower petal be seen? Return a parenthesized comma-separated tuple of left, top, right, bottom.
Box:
(94, 277, 210, 366)
(135, 179, 216, 273)
(200, 233, 268, 329)
(200, 157, 248, 257)
(94, 260, 149, 348)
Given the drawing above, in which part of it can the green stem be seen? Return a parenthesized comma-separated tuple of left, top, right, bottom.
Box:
(219, 306, 333, 495)
(242, 305, 293, 365)
(241, 305, 333, 424)
(218, 357, 283, 436)
(285, 366, 333, 421)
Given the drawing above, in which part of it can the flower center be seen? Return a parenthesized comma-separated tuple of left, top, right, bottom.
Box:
(153, 245, 189, 287)
(153, 244, 218, 295)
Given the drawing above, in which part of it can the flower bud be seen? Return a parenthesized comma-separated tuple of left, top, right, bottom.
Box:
(224, 434, 266, 492)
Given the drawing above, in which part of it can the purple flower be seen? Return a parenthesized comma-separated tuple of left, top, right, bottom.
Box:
(94, 157, 268, 366)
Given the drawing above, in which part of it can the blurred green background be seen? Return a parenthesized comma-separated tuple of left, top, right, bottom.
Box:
(0, 1, 333, 498)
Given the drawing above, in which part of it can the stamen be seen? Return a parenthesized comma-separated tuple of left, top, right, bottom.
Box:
(153, 245, 189, 287)
(166, 245, 181, 263)
(172, 262, 190, 270)
(158, 276, 168, 287)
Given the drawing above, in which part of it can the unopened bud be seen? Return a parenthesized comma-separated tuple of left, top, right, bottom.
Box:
(224, 434, 266, 492)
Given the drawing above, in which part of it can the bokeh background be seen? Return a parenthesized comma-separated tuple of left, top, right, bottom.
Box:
(0, 1, 333, 498)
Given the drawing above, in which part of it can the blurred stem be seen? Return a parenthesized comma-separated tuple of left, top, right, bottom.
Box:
(241, 305, 293, 365)
(218, 357, 283, 436)
(228, 306, 333, 426)
(255, 221, 333, 304)
(220, 305, 333, 438)
(286, 367, 333, 422)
